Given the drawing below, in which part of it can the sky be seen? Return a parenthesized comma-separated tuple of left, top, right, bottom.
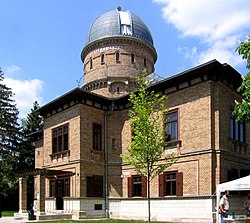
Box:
(1, 0, 250, 119)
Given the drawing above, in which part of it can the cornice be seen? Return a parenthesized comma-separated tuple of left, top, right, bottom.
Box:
(81, 37, 157, 63)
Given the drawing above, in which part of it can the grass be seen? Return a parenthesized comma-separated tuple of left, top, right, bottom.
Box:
(25, 220, 176, 223)
(0, 213, 176, 223)
(2, 211, 15, 216)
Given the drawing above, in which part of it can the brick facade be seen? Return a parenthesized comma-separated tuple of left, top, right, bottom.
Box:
(22, 8, 250, 222)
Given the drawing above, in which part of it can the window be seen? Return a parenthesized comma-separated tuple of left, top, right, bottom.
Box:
(49, 177, 70, 197)
(165, 110, 178, 142)
(65, 177, 70, 196)
(87, 175, 103, 197)
(128, 175, 147, 197)
(52, 125, 69, 153)
(93, 123, 102, 151)
(143, 58, 147, 67)
(112, 138, 116, 150)
(230, 109, 245, 142)
(101, 54, 105, 64)
(115, 52, 120, 62)
(159, 172, 183, 196)
(50, 179, 55, 197)
(90, 58, 93, 69)
(131, 54, 135, 63)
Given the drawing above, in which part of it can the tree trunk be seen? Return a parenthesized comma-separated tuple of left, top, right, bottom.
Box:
(147, 174, 151, 223)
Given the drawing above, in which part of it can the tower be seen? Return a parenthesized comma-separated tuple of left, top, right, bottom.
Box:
(81, 7, 157, 97)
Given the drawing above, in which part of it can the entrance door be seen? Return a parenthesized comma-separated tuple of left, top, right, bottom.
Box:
(50, 177, 70, 211)
(56, 179, 64, 210)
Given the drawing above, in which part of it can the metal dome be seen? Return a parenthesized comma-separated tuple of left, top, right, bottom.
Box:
(85, 7, 154, 46)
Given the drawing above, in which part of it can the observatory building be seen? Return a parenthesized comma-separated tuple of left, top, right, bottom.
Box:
(18, 7, 250, 222)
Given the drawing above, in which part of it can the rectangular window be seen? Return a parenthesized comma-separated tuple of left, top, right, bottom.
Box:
(230, 109, 245, 142)
(159, 172, 183, 197)
(165, 110, 178, 142)
(52, 124, 69, 153)
(133, 176, 142, 196)
(116, 52, 120, 62)
(50, 179, 56, 197)
(87, 175, 103, 197)
(165, 173, 176, 195)
(131, 54, 135, 63)
(64, 177, 70, 197)
(49, 177, 70, 197)
(93, 123, 102, 151)
(128, 175, 147, 197)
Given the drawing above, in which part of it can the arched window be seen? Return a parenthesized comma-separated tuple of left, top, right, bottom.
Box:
(101, 54, 105, 64)
(143, 58, 147, 67)
(115, 52, 120, 62)
(90, 58, 93, 69)
(131, 54, 135, 63)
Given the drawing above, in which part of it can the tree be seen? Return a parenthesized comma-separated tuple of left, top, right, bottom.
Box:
(121, 75, 177, 222)
(18, 101, 43, 208)
(234, 36, 250, 122)
(0, 68, 21, 209)
(18, 101, 43, 170)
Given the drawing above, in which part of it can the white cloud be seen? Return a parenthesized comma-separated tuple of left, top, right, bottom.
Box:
(3, 66, 44, 119)
(5, 65, 22, 76)
(153, 0, 250, 68)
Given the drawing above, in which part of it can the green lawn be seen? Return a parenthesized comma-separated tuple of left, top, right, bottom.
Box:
(1, 211, 14, 217)
(25, 219, 176, 223)
(0, 213, 176, 223)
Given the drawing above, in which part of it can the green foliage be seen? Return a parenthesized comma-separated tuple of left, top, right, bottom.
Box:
(234, 37, 250, 122)
(121, 76, 176, 180)
(18, 101, 43, 170)
(0, 68, 21, 198)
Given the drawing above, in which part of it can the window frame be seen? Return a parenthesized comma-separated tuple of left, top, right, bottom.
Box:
(131, 53, 135, 64)
(159, 171, 183, 197)
(49, 176, 70, 197)
(93, 123, 102, 151)
(86, 175, 103, 197)
(90, 58, 93, 69)
(52, 124, 69, 154)
(115, 51, 120, 62)
(230, 108, 245, 143)
(128, 175, 147, 197)
(165, 109, 179, 144)
(100, 53, 105, 65)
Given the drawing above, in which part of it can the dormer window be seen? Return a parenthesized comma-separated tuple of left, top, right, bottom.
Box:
(116, 52, 120, 62)
(101, 54, 105, 64)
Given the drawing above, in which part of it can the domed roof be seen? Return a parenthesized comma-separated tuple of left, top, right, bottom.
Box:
(85, 7, 154, 46)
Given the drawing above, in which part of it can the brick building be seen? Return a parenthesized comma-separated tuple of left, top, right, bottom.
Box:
(18, 7, 250, 222)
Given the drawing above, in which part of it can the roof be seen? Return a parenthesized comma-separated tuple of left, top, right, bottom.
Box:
(85, 7, 154, 47)
(217, 175, 250, 192)
(35, 60, 242, 117)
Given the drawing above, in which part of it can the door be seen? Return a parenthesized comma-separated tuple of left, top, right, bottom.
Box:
(56, 179, 64, 210)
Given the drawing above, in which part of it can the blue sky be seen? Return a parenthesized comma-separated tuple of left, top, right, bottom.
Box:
(1, 0, 250, 118)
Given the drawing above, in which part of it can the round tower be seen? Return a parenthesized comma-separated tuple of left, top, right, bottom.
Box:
(81, 7, 157, 98)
